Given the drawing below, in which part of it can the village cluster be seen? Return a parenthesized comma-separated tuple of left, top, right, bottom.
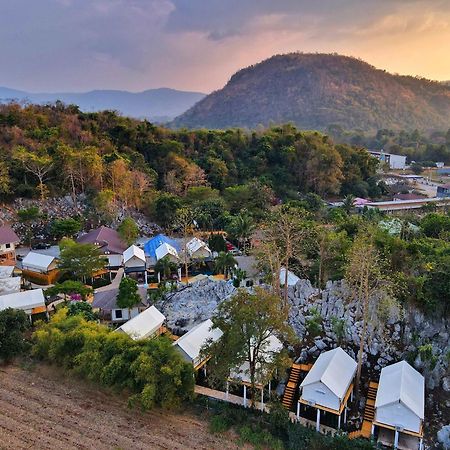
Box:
(0, 220, 428, 450)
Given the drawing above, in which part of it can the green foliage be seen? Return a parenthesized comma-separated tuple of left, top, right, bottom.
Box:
(305, 307, 323, 337)
(50, 218, 82, 239)
(420, 213, 450, 238)
(330, 316, 346, 343)
(153, 193, 182, 228)
(214, 251, 237, 278)
(17, 206, 40, 222)
(117, 217, 139, 246)
(116, 277, 142, 311)
(0, 308, 30, 362)
(67, 301, 97, 321)
(208, 234, 227, 253)
(32, 309, 194, 409)
(154, 256, 178, 281)
(45, 280, 92, 300)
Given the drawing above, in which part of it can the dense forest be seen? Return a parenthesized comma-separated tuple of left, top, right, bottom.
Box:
(0, 102, 383, 210)
(173, 53, 450, 131)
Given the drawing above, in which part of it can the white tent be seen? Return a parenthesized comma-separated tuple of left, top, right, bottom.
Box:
(173, 319, 223, 367)
(0, 266, 14, 278)
(155, 242, 179, 262)
(116, 305, 165, 340)
(22, 252, 57, 273)
(280, 267, 300, 286)
(0, 277, 21, 296)
(123, 245, 146, 266)
(375, 361, 424, 434)
(0, 289, 46, 315)
(230, 334, 283, 385)
(300, 347, 357, 412)
(186, 237, 211, 259)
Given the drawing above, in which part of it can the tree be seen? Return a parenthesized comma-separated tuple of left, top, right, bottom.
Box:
(174, 207, 196, 284)
(45, 280, 92, 302)
(93, 189, 116, 223)
(0, 160, 11, 196)
(17, 206, 40, 246)
(116, 277, 142, 318)
(0, 308, 30, 362)
(342, 195, 355, 215)
(50, 218, 82, 239)
(204, 288, 295, 407)
(345, 228, 398, 393)
(226, 211, 255, 253)
(67, 301, 97, 321)
(214, 251, 237, 278)
(117, 217, 139, 246)
(154, 256, 177, 281)
(13, 146, 53, 200)
(153, 193, 182, 229)
(58, 239, 107, 283)
(208, 234, 227, 253)
(410, 162, 424, 175)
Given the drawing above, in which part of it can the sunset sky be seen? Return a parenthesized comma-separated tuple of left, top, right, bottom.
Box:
(1, 0, 450, 93)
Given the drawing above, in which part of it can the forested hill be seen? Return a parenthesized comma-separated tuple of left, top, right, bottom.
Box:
(0, 87, 205, 122)
(172, 53, 450, 131)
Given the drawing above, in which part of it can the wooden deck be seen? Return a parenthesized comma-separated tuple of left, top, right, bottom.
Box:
(282, 362, 312, 410)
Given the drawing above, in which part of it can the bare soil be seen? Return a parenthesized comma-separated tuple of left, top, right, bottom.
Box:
(0, 364, 241, 450)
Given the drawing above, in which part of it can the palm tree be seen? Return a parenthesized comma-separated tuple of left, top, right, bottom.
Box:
(342, 194, 355, 215)
(214, 252, 237, 279)
(155, 256, 177, 281)
(232, 212, 255, 253)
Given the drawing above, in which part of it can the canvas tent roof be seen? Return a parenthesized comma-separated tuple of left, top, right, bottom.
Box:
(0, 277, 21, 296)
(77, 226, 126, 254)
(22, 252, 56, 272)
(375, 361, 424, 420)
(301, 347, 357, 400)
(0, 288, 45, 312)
(0, 225, 19, 245)
(144, 234, 180, 258)
(0, 266, 14, 278)
(123, 245, 146, 264)
(173, 319, 223, 362)
(280, 267, 300, 286)
(186, 237, 211, 256)
(116, 305, 165, 340)
(155, 242, 179, 261)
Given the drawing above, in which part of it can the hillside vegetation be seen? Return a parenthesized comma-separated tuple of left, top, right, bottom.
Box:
(173, 53, 450, 131)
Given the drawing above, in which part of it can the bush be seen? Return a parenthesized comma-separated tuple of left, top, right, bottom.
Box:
(32, 309, 194, 409)
(0, 308, 31, 362)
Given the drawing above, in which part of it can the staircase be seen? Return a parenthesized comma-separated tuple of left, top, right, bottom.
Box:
(349, 381, 378, 439)
(282, 363, 312, 410)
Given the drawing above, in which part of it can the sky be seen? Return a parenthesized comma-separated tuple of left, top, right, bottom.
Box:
(1, 0, 450, 93)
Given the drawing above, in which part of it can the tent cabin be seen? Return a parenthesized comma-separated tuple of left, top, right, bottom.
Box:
(186, 237, 212, 260)
(21, 252, 59, 284)
(0, 265, 21, 295)
(172, 319, 223, 369)
(155, 242, 179, 263)
(77, 226, 126, 269)
(0, 288, 46, 319)
(279, 267, 300, 286)
(92, 285, 148, 323)
(123, 245, 147, 284)
(229, 334, 284, 410)
(373, 361, 424, 450)
(234, 255, 263, 287)
(116, 305, 165, 340)
(298, 347, 357, 431)
(0, 224, 20, 264)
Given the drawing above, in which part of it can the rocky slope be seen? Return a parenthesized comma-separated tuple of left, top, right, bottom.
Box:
(173, 53, 450, 131)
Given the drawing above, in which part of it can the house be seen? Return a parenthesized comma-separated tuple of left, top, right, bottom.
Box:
(186, 237, 212, 260)
(393, 193, 426, 201)
(123, 245, 147, 284)
(437, 183, 450, 198)
(280, 267, 300, 286)
(0, 288, 47, 318)
(21, 252, 59, 285)
(373, 361, 424, 450)
(368, 151, 407, 169)
(298, 347, 357, 431)
(0, 224, 20, 264)
(155, 242, 179, 263)
(116, 305, 165, 340)
(92, 285, 148, 323)
(144, 234, 180, 266)
(0, 265, 20, 295)
(173, 319, 223, 369)
(364, 197, 448, 212)
(234, 255, 263, 287)
(77, 226, 126, 268)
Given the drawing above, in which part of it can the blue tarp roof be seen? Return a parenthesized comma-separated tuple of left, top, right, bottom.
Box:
(144, 234, 180, 258)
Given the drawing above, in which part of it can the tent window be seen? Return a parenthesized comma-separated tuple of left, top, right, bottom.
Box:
(314, 389, 326, 395)
(115, 310, 123, 319)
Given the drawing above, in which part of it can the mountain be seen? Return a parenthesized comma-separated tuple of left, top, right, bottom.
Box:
(173, 53, 450, 131)
(0, 87, 206, 122)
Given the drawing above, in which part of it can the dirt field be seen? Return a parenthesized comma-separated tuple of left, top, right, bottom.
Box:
(0, 364, 241, 450)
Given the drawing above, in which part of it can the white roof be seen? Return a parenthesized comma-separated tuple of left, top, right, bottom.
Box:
(123, 245, 146, 264)
(0, 266, 14, 278)
(22, 252, 56, 271)
(375, 361, 424, 419)
(116, 305, 165, 340)
(280, 267, 300, 286)
(173, 319, 223, 361)
(0, 288, 46, 312)
(0, 277, 21, 295)
(301, 347, 357, 400)
(230, 334, 284, 384)
(186, 237, 211, 256)
(155, 242, 179, 261)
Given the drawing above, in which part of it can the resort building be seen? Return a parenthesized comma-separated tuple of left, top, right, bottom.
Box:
(0, 288, 47, 319)
(21, 252, 59, 285)
(123, 245, 147, 284)
(116, 305, 165, 340)
(0, 224, 20, 265)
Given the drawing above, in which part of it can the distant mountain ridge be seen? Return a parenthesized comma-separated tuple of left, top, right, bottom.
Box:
(0, 87, 206, 122)
(173, 53, 450, 131)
